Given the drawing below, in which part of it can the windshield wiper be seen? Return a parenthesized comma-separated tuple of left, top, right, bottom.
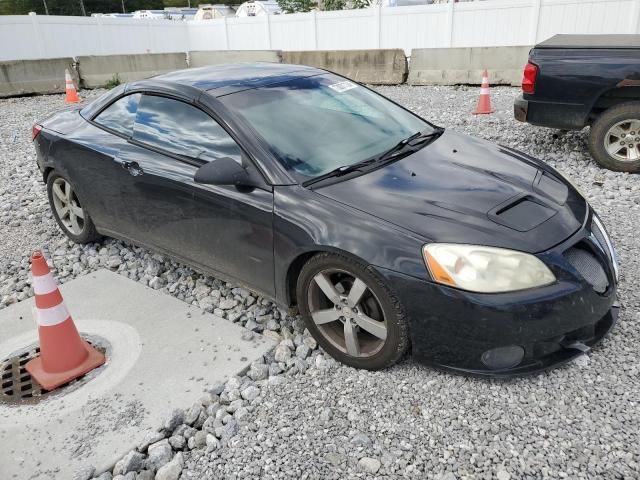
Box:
(303, 158, 379, 187)
(375, 127, 445, 164)
(303, 127, 445, 188)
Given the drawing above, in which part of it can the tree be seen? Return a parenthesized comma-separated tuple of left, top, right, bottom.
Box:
(277, 0, 316, 14)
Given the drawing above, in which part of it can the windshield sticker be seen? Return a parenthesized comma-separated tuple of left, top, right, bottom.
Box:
(328, 81, 358, 93)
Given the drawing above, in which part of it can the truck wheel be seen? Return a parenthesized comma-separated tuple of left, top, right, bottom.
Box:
(588, 102, 640, 173)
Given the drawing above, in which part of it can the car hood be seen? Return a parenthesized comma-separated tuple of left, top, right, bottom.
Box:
(315, 130, 587, 253)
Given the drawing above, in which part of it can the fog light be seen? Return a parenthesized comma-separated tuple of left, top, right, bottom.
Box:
(481, 345, 525, 370)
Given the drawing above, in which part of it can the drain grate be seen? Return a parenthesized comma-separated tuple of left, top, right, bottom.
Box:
(0, 339, 106, 403)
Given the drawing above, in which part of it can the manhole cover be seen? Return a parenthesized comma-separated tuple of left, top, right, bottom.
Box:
(0, 336, 108, 405)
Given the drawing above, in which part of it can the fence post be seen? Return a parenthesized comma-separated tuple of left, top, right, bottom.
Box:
(311, 10, 318, 50)
(95, 16, 106, 55)
(632, 0, 640, 33)
(223, 16, 230, 50)
(265, 13, 272, 49)
(529, 0, 542, 44)
(374, 4, 382, 49)
(30, 14, 46, 58)
(445, 0, 455, 47)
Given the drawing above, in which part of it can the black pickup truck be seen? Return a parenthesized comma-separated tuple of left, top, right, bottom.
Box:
(514, 34, 640, 173)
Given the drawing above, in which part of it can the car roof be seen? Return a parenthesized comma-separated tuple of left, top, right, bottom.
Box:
(153, 63, 326, 97)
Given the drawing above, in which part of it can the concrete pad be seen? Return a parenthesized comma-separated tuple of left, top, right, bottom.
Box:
(0, 269, 275, 480)
(77, 53, 188, 88)
(282, 49, 407, 85)
(0, 58, 77, 98)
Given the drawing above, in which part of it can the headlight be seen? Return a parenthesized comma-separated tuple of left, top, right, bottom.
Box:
(422, 244, 556, 293)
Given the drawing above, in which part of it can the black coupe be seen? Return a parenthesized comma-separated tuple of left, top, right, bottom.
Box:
(32, 63, 619, 375)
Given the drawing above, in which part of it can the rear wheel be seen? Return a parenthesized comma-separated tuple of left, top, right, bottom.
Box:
(47, 173, 101, 244)
(588, 102, 640, 173)
(297, 253, 409, 370)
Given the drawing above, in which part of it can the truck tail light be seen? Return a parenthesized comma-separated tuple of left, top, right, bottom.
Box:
(32, 124, 43, 140)
(522, 62, 538, 94)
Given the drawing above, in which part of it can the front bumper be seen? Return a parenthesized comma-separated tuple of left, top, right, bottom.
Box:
(375, 213, 619, 377)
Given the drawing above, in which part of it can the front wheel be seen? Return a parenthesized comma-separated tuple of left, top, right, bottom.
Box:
(297, 253, 409, 370)
(47, 173, 102, 244)
(588, 102, 640, 173)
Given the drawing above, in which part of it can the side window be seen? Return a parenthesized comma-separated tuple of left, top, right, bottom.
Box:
(94, 93, 141, 137)
(132, 94, 242, 163)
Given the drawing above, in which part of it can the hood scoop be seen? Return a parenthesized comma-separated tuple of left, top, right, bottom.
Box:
(488, 195, 557, 232)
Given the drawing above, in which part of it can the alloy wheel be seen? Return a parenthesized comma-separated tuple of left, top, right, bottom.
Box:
(307, 269, 387, 358)
(604, 119, 640, 162)
(51, 178, 85, 236)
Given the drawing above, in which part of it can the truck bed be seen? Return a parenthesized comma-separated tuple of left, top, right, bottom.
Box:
(537, 34, 640, 50)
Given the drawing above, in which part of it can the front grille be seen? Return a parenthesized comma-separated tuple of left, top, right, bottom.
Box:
(564, 246, 608, 294)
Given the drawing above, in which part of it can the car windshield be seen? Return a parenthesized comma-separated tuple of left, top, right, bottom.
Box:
(219, 74, 432, 180)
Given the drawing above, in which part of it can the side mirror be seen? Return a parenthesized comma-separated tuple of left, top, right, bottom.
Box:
(194, 157, 253, 187)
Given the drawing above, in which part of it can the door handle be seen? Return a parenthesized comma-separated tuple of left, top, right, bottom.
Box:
(121, 161, 144, 177)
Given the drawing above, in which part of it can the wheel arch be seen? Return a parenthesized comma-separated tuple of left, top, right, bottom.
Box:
(284, 247, 374, 308)
(588, 86, 640, 124)
(43, 166, 54, 183)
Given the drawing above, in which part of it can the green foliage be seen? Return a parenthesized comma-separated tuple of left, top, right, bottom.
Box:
(349, 0, 369, 8)
(1, 0, 169, 15)
(276, 0, 316, 14)
(104, 73, 121, 89)
(321, 0, 345, 10)
(318, 0, 369, 11)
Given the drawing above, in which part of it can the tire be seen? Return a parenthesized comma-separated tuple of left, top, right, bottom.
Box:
(47, 172, 102, 244)
(588, 102, 640, 173)
(296, 252, 409, 370)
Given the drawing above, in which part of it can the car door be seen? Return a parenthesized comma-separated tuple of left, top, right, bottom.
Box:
(114, 93, 275, 297)
(68, 92, 142, 233)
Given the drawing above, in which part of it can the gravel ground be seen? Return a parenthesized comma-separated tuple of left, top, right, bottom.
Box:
(1, 85, 638, 480)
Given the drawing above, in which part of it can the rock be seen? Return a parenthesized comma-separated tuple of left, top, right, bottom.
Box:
(135, 471, 154, 480)
(163, 409, 184, 433)
(206, 382, 225, 396)
(219, 299, 238, 310)
(325, 452, 345, 466)
(274, 344, 291, 363)
(350, 432, 372, 446)
(358, 457, 381, 474)
(206, 433, 220, 449)
(113, 451, 145, 476)
(240, 330, 254, 341)
(295, 344, 311, 359)
(497, 470, 511, 480)
(138, 431, 165, 452)
(303, 335, 317, 350)
(146, 440, 172, 472)
(241, 385, 260, 401)
(154, 453, 183, 480)
(193, 430, 207, 448)
(72, 465, 95, 480)
(247, 363, 269, 381)
(184, 403, 203, 426)
(168, 435, 185, 450)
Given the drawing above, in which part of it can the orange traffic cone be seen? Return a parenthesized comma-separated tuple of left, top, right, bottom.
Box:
(473, 69, 494, 115)
(64, 68, 81, 104)
(25, 251, 105, 391)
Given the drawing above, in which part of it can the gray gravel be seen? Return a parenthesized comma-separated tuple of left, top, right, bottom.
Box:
(0, 85, 638, 480)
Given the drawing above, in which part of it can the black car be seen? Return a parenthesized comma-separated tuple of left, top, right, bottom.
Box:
(32, 63, 619, 376)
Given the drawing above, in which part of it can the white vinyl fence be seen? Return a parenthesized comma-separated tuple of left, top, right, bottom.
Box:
(1, 0, 638, 61)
